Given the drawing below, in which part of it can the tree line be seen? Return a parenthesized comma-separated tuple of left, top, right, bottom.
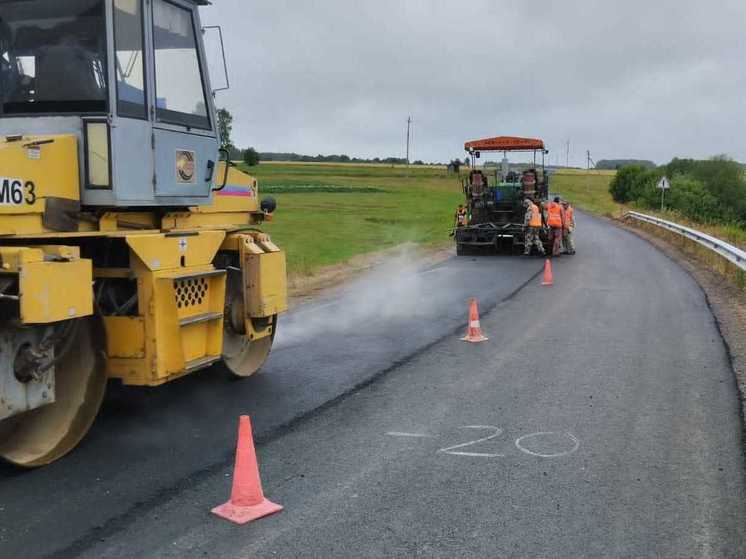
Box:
(259, 152, 409, 165)
(217, 108, 451, 167)
(609, 156, 746, 224)
(596, 159, 656, 170)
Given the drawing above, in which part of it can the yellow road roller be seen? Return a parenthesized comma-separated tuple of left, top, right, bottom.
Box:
(0, 0, 287, 466)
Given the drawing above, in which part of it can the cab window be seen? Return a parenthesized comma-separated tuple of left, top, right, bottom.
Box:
(114, 0, 146, 119)
(152, 0, 210, 129)
(0, 0, 107, 115)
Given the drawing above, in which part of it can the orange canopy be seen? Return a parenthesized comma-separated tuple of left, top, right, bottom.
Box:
(464, 136, 545, 152)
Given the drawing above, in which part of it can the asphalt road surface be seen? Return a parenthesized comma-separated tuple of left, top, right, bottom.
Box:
(1, 213, 745, 558)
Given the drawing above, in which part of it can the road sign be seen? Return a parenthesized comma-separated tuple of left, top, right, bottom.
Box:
(657, 177, 670, 211)
(657, 177, 670, 190)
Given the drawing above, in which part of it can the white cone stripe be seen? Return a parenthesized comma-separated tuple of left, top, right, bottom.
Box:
(469, 320, 481, 328)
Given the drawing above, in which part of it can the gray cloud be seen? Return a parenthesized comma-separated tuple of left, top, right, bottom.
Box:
(201, 0, 746, 165)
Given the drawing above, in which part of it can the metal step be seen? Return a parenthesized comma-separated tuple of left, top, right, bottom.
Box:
(184, 355, 222, 374)
(179, 311, 223, 327)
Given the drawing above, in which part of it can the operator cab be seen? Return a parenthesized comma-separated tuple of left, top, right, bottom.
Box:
(0, 0, 220, 207)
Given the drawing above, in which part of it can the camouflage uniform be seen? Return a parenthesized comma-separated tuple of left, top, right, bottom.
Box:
(562, 203, 576, 254)
(523, 201, 545, 256)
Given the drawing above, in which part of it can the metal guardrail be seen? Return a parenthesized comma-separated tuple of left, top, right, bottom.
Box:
(625, 211, 746, 272)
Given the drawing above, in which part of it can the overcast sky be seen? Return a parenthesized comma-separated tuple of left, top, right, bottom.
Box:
(201, 0, 746, 165)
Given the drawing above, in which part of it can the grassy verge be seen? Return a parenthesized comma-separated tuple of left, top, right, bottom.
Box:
(242, 162, 463, 276)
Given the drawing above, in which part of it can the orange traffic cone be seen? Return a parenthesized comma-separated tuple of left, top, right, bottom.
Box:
(541, 259, 554, 286)
(461, 298, 488, 343)
(212, 416, 283, 524)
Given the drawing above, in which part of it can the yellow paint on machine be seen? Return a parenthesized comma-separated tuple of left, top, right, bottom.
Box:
(126, 231, 225, 271)
(0, 135, 81, 236)
(106, 232, 228, 386)
(0, 134, 80, 209)
(105, 317, 146, 359)
(20, 260, 93, 324)
(0, 245, 93, 324)
(244, 252, 288, 318)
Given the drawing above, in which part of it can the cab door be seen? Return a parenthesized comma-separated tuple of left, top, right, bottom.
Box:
(109, 0, 154, 203)
(150, 0, 218, 199)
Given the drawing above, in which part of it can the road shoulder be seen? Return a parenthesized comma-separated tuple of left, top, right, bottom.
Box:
(617, 218, 746, 439)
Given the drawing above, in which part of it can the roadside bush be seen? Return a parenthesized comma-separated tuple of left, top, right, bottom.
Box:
(613, 157, 746, 226)
(665, 176, 720, 222)
(609, 165, 643, 203)
(609, 165, 660, 204)
(664, 156, 746, 223)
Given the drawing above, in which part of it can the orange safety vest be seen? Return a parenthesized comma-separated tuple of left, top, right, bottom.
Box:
(547, 202, 563, 228)
(564, 206, 574, 229)
(528, 203, 542, 227)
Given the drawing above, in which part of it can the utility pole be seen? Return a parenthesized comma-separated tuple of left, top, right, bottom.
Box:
(406, 116, 412, 166)
(566, 140, 570, 168)
(586, 150, 594, 170)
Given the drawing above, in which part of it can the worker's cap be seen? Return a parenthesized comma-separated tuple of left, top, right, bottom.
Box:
(561, 200, 569, 206)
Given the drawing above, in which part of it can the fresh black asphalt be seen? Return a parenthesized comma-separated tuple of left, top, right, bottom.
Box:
(1, 212, 744, 558)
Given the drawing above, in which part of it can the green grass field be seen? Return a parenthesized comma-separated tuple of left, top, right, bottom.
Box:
(242, 162, 463, 276)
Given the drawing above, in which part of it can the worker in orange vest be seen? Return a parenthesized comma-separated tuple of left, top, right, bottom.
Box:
(450, 204, 468, 237)
(456, 205, 468, 227)
(522, 198, 545, 256)
(562, 200, 576, 255)
(545, 196, 564, 257)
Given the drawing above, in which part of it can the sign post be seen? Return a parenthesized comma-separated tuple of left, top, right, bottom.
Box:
(657, 176, 670, 211)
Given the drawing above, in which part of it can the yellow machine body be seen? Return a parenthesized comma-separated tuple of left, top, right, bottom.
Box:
(0, 245, 93, 324)
(0, 135, 81, 236)
(0, 135, 287, 388)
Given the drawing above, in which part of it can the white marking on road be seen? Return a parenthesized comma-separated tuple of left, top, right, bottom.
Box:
(514, 432, 580, 458)
(385, 432, 435, 438)
(420, 267, 444, 275)
(439, 425, 505, 457)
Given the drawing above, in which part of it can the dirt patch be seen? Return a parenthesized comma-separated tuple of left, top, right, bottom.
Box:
(617, 218, 746, 429)
(287, 242, 454, 307)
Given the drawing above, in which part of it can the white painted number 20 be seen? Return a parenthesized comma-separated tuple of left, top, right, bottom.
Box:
(439, 427, 579, 459)
(386, 426, 580, 459)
